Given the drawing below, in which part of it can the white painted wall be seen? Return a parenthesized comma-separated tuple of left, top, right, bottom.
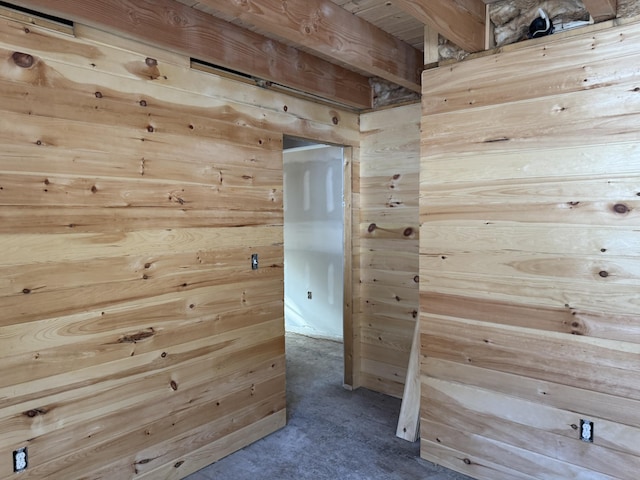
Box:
(284, 145, 344, 340)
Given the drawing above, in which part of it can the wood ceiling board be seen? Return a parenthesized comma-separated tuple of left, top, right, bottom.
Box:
(350, 7, 424, 34)
(331, 0, 426, 49)
(189, 0, 423, 92)
(15, 0, 373, 108)
(394, 0, 487, 52)
(582, 0, 618, 21)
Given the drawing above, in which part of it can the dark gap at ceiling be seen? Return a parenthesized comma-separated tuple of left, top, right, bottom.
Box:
(0, 1, 73, 26)
(190, 58, 253, 81)
(191, 58, 363, 112)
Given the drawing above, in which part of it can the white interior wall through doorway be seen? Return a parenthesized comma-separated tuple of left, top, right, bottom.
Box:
(283, 144, 344, 340)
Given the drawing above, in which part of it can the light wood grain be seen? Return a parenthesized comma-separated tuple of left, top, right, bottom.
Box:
(421, 143, 640, 185)
(422, 420, 620, 480)
(424, 357, 640, 429)
(343, 147, 357, 389)
(582, 0, 618, 21)
(0, 302, 283, 389)
(138, 409, 286, 480)
(358, 104, 420, 398)
(357, 372, 405, 399)
(420, 440, 538, 480)
(420, 17, 640, 480)
(421, 292, 640, 344)
(14, 0, 372, 108)
(0, 354, 284, 463)
(0, 18, 360, 145)
(0, 9, 368, 478)
(394, 0, 486, 52)
(395, 317, 420, 441)
(422, 316, 640, 401)
(422, 378, 640, 468)
(0, 206, 283, 234)
(187, 0, 422, 92)
(424, 35, 640, 115)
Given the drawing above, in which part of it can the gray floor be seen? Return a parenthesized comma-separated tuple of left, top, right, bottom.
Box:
(187, 333, 474, 480)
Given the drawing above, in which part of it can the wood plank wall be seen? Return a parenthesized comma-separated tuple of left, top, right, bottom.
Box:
(0, 12, 357, 479)
(358, 104, 420, 397)
(419, 19, 640, 480)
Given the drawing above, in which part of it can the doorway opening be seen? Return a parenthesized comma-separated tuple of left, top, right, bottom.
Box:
(283, 136, 353, 387)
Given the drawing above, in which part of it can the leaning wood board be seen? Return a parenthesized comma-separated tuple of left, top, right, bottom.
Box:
(0, 13, 358, 480)
(419, 19, 640, 480)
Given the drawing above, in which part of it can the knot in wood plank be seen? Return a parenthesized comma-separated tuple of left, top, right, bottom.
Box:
(613, 203, 629, 214)
(117, 328, 155, 344)
(12, 52, 34, 68)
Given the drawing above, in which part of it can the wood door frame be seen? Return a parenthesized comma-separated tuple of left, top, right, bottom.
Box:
(341, 146, 357, 390)
(281, 139, 357, 390)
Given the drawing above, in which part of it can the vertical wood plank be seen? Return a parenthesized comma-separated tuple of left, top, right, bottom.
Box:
(424, 24, 439, 65)
(343, 146, 359, 389)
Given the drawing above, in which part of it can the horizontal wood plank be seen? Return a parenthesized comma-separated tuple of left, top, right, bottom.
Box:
(189, 0, 422, 92)
(0, 8, 353, 476)
(14, 0, 372, 108)
(423, 26, 640, 114)
(422, 315, 640, 401)
(424, 357, 640, 429)
(422, 377, 640, 465)
(421, 419, 620, 480)
(137, 409, 286, 480)
(421, 292, 640, 344)
(420, 20, 640, 478)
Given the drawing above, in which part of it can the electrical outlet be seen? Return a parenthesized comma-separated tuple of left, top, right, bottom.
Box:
(307, 291, 312, 299)
(13, 447, 27, 473)
(580, 419, 594, 443)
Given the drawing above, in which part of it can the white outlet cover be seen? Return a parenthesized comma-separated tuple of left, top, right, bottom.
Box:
(14, 448, 27, 472)
(580, 419, 594, 443)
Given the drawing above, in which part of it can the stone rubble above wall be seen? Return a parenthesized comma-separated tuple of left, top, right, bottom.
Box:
(619, 0, 640, 18)
(371, 77, 420, 109)
(438, 37, 469, 62)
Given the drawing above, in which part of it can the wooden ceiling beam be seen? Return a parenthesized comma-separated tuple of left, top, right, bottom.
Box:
(394, 0, 486, 53)
(188, 0, 423, 92)
(582, 0, 617, 22)
(12, 0, 373, 108)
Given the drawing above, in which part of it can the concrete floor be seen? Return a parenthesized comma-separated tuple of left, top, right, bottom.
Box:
(186, 333, 474, 480)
